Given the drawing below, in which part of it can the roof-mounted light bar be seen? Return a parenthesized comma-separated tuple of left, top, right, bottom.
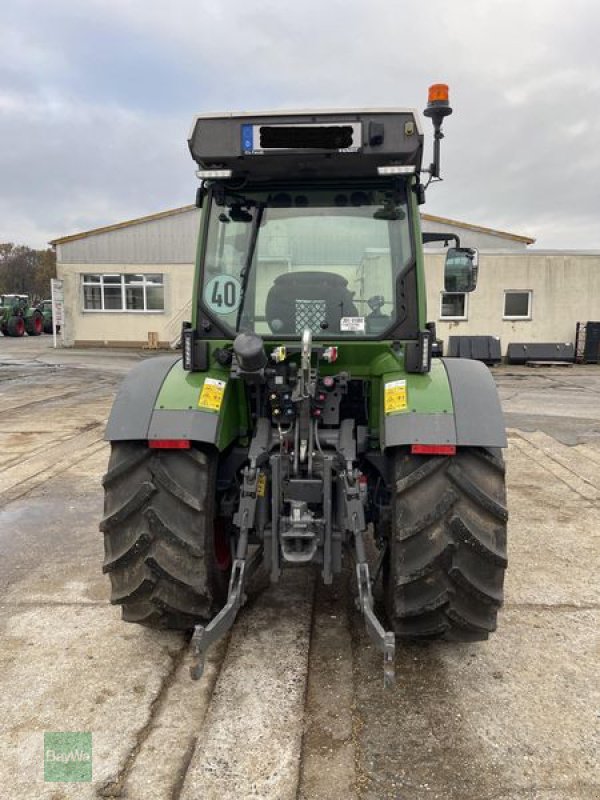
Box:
(195, 169, 233, 180)
(377, 165, 415, 176)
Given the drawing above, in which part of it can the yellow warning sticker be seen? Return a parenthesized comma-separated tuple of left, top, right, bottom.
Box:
(198, 377, 226, 412)
(384, 379, 408, 414)
(256, 473, 267, 497)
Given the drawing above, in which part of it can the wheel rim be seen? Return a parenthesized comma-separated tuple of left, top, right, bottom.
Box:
(15, 318, 25, 336)
(33, 315, 42, 333)
(213, 517, 232, 571)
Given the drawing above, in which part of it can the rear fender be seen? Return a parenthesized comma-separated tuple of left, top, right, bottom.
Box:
(105, 357, 245, 450)
(381, 357, 506, 449)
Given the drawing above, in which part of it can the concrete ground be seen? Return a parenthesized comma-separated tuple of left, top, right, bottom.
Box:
(1, 336, 599, 799)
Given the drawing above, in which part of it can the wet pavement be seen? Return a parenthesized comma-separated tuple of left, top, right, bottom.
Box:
(0, 337, 598, 799)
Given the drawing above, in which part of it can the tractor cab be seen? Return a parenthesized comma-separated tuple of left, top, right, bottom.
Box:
(0, 294, 28, 310)
(199, 182, 414, 339)
(188, 109, 425, 347)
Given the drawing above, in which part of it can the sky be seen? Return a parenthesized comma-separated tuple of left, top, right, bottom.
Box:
(1, 0, 599, 250)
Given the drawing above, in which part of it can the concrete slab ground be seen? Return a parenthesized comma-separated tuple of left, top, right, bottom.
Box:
(0, 340, 598, 798)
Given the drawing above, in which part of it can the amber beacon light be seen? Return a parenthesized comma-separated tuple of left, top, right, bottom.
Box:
(427, 83, 450, 106)
(423, 83, 453, 179)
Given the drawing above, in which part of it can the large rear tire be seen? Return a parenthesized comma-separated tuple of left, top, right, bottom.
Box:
(25, 312, 43, 336)
(100, 442, 231, 630)
(7, 316, 25, 337)
(384, 447, 508, 640)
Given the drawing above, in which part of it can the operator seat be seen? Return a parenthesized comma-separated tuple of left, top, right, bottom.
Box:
(265, 271, 358, 334)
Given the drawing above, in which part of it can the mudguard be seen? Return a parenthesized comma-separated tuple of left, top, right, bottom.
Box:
(382, 357, 507, 449)
(105, 356, 246, 450)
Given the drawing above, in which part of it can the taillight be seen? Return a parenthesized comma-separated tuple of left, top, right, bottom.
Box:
(148, 439, 191, 449)
(411, 444, 456, 456)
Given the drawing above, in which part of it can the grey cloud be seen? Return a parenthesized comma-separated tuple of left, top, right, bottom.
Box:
(1, 0, 599, 248)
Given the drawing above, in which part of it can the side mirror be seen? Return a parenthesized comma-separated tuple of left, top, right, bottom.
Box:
(444, 247, 478, 292)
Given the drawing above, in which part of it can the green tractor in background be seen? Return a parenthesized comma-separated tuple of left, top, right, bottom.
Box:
(101, 86, 508, 685)
(0, 294, 44, 337)
(36, 299, 55, 334)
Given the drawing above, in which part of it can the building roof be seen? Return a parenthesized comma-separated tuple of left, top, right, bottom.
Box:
(421, 213, 535, 244)
(49, 206, 196, 246)
(49, 205, 535, 246)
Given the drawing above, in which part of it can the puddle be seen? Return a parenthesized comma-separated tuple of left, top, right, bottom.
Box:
(0, 501, 62, 529)
(0, 506, 29, 526)
(0, 360, 60, 370)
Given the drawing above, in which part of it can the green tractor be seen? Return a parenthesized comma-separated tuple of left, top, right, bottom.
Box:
(0, 294, 44, 337)
(102, 86, 507, 685)
(37, 299, 55, 334)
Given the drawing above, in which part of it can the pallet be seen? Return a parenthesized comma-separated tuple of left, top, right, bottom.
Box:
(143, 331, 160, 350)
(525, 360, 574, 368)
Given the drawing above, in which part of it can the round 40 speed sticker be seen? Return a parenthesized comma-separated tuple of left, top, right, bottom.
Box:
(204, 274, 242, 315)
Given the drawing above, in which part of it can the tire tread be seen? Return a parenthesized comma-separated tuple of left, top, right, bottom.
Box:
(385, 447, 508, 641)
(100, 442, 226, 630)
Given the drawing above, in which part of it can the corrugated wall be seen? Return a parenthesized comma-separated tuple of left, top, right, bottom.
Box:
(57, 209, 201, 264)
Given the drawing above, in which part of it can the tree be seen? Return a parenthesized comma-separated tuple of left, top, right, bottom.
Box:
(0, 244, 56, 300)
(31, 248, 57, 300)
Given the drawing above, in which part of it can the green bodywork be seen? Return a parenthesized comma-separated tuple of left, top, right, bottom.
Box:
(155, 359, 250, 450)
(154, 343, 454, 452)
(37, 300, 53, 328)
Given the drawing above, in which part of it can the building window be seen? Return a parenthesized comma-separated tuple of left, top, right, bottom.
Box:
(440, 292, 467, 320)
(82, 274, 164, 312)
(503, 290, 532, 319)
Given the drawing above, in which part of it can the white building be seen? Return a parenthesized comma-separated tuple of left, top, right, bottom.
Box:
(51, 207, 600, 354)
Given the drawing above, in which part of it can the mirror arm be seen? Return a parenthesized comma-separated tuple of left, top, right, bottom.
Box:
(429, 121, 444, 178)
(422, 232, 461, 248)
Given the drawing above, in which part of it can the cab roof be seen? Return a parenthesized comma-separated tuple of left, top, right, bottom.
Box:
(188, 108, 424, 180)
